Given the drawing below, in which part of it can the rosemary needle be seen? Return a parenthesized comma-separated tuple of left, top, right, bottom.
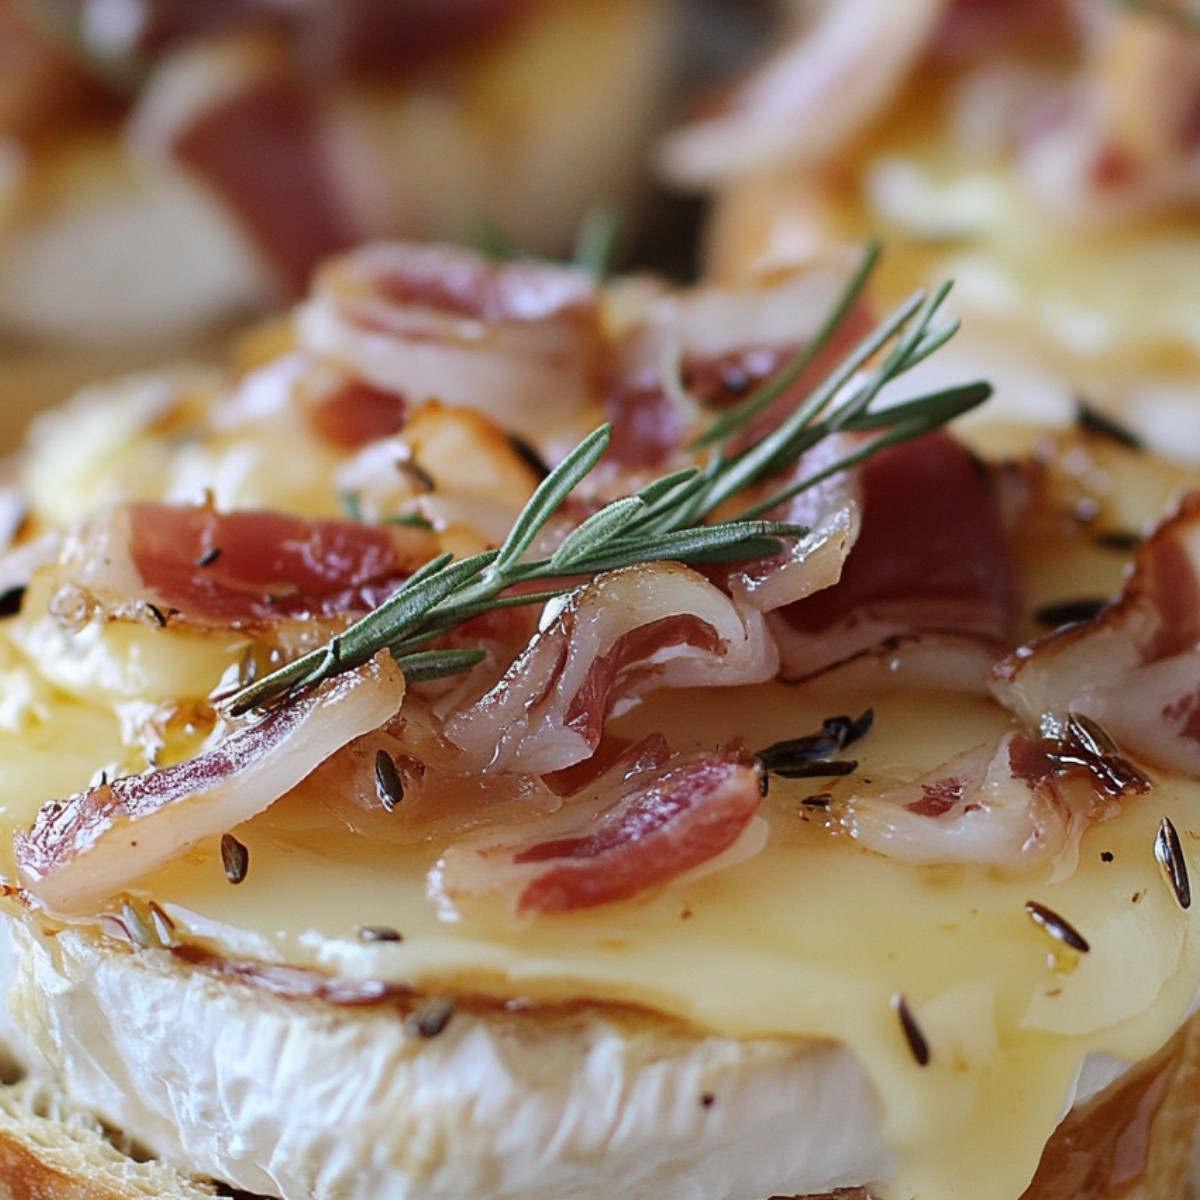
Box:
(227, 258, 990, 715)
(1108, 0, 1200, 33)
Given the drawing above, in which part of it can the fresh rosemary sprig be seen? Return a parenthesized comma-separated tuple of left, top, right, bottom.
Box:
(467, 207, 621, 279)
(227, 260, 990, 715)
(1108, 0, 1200, 33)
(571, 208, 622, 279)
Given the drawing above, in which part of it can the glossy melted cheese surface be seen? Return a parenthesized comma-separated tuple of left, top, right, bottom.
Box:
(4, 380, 1200, 1200)
(159, 685, 1200, 1200)
(2, 640, 1200, 1200)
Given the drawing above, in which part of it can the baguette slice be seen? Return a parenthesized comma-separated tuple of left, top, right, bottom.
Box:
(0, 1074, 219, 1200)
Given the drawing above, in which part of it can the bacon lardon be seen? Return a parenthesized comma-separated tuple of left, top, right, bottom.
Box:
(44, 501, 437, 630)
(773, 432, 1021, 689)
(307, 379, 408, 450)
(844, 738, 1056, 868)
(16, 656, 406, 917)
(296, 242, 602, 443)
(992, 491, 1200, 778)
(602, 261, 870, 468)
(443, 562, 779, 775)
(126, 3, 540, 298)
(844, 719, 1147, 870)
(833, 439, 1184, 868)
(429, 741, 765, 916)
(131, 32, 360, 299)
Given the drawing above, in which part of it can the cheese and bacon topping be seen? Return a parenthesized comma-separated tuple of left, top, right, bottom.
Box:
(3, 241, 1200, 1200)
(661, 0, 1200, 459)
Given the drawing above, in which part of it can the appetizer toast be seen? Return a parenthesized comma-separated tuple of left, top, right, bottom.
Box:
(0, 236, 1198, 1200)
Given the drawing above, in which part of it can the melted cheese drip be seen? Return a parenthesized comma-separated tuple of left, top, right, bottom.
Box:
(2, 652, 1200, 1200)
(5, 371, 1200, 1197)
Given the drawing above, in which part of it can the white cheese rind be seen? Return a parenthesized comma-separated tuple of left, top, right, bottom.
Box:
(11, 924, 893, 1200)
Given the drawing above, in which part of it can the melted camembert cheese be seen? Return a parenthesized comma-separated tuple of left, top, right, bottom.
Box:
(4, 286, 1200, 1200)
(149, 684, 1200, 1200)
(0, 440, 1199, 1200)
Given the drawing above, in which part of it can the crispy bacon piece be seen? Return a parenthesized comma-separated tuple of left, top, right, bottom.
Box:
(993, 492, 1200, 776)
(17, 656, 406, 916)
(444, 563, 778, 775)
(429, 743, 764, 915)
(49, 501, 436, 629)
(656, 0, 948, 185)
(296, 242, 602, 443)
(132, 34, 360, 296)
(773, 432, 1021, 688)
(602, 262, 871, 468)
(844, 717, 1144, 870)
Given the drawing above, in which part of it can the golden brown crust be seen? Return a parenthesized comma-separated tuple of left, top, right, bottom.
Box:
(769, 1192, 870, 1199)
(1021, 1009, 1200, 1200)
(0, 1077, 217, 1200)
(0, 1132, 131, 1200)
(1032, 1007, 1200, 1199)
(771, 1011, 1200, 1200)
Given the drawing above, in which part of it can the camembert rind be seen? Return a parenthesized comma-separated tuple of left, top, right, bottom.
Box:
(13, 921, 894, 1200)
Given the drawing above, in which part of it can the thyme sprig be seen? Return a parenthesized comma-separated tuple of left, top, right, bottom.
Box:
(227, 262, 990, 715)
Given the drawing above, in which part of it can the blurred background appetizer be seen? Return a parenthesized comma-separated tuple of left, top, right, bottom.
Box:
(0, 0, 677, 438)
(659, 0, 1200, 456)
